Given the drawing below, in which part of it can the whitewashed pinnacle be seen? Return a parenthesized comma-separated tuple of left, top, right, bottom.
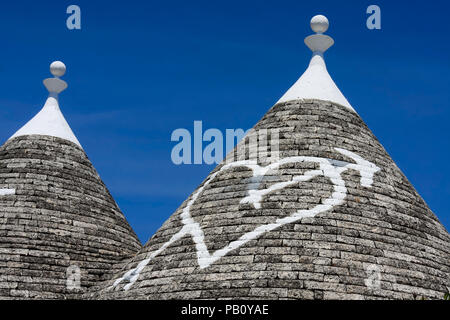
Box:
(8, 61, 82, 148)
(277, 15, 355, 112)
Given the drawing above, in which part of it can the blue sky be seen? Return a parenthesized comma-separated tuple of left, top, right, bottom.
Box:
(0, 0, 449, 243)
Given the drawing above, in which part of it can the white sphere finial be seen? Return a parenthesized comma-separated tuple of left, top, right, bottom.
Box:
(44, 61, 68, 94)
(310, 15, 329, 34)
(50, 61, 66, 78)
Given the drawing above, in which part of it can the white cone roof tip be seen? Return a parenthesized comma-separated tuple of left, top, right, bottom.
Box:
(277, 15, 355, 112)
(8, 61, 82, 148)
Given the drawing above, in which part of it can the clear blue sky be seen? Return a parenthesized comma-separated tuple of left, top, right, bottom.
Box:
(0, 1, 449, 243)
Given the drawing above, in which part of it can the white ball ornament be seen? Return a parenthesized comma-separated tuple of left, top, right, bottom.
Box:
(310, 15, 329, 34)
(50, 61, 66, 77)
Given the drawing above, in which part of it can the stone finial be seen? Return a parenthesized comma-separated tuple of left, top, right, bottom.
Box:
(305, 15, 334, 54)
(44, 61, 68, 94)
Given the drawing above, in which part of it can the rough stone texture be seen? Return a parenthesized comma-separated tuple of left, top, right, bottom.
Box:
(92, 100, 450, 300)
(0, 135, 142, 299)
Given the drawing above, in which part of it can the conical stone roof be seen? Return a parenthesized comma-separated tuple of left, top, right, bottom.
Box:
(96, 16, 449, 300)
(0, 62, 142, 299)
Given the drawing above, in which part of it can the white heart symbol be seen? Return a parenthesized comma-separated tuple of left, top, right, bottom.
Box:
(111, 148, 380, 291)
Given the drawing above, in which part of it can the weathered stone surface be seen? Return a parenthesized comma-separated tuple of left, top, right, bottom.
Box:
(0, 135, 142, 299)
(91, 100, 450, 300)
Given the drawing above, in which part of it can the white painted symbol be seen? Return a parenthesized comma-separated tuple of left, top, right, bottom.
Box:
(66, 265, 81, 290)
(111, 148, 380, 291)
(0, 189, 15, 196)
(365, 264, 382, 290)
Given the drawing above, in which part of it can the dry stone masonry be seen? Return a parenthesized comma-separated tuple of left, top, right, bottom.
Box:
(94, 100, 450, 300)
(0, 135, 141, 299)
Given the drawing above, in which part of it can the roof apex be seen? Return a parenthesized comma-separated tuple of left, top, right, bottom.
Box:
(8, 61, 82, 148)
(277, 15, 354, 112)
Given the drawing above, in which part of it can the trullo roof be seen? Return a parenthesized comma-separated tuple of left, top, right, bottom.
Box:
(0, 61, 142, 299)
